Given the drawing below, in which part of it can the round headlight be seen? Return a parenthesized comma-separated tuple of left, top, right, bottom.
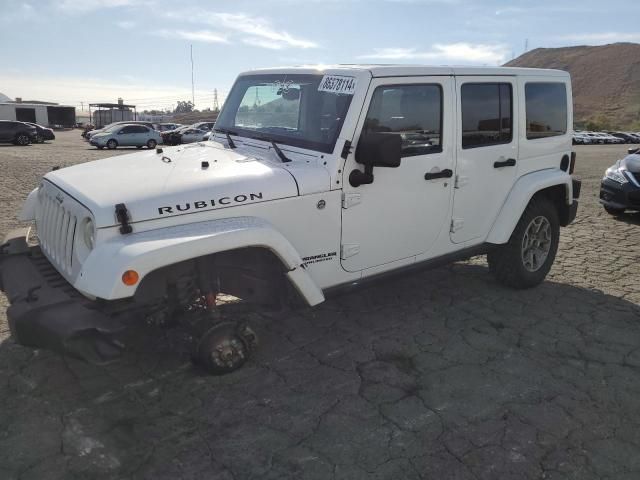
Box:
(83, 218, 95, 250)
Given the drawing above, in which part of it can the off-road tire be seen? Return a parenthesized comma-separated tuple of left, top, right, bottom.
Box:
(604, 205, 625, 216)
(146, 139, 157, 149)
(487, 197, 559, 289)
(106, 139, 117, 150)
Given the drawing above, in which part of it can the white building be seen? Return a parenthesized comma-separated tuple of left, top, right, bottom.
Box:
(0, 97, 76, 127)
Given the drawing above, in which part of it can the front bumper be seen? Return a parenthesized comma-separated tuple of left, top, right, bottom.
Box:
(599, 177, 640, 210)
(0, 228, 127, 364)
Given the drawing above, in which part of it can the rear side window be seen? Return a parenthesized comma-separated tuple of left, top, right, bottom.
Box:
(363, 84, 443, 157)
(461, 83, 512, 149)
(525, 82, 567, 139)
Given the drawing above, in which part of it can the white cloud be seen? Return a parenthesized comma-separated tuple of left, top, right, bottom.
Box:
(55, 0, 145, 12)
(358, 43, 509, 65)
(157, 29, 228, 44)
(116, 20, 136, 29)
(163, 10, 318, 50)
(556, 32, 640, 44)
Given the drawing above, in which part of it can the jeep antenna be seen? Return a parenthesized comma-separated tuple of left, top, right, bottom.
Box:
(190, 44, 195, 106)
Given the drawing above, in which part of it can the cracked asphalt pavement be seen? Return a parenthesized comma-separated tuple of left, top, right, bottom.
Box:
(1, 132, 640, 479)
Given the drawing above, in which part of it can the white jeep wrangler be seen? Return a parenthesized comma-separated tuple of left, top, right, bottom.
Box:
(0, 65, 580, 374)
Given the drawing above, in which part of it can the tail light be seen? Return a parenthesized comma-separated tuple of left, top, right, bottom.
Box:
(570, 151, 576, 174)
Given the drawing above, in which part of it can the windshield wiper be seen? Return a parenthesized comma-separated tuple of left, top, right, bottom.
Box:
(214, 128, 237, 149)
(270, 141, 291, 163)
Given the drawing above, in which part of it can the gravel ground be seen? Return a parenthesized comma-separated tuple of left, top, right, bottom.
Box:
(1, 131, 640, 479)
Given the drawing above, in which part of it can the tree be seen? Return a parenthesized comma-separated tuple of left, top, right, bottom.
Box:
(174, 100, 194, 114)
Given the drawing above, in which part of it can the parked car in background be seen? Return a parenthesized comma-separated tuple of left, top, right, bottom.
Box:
(25, 122, 55, 143)
(160, 125, 190, 145)
(600, 149, 640, 215)
(611, 132, 640, 144)
(157, 123, 183, 132)
(191, 121, 216, 131)
(89, 123, 162, 149)
(0, 120, 37, 146)
(85, 121, 158, 140)
(180, 127, 209, 144)
(572, 133, 592, 145)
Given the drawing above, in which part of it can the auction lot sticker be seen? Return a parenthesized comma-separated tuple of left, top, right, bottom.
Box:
(318, 75, 357, 95)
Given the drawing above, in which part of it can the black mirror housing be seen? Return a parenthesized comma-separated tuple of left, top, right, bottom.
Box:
(355, 133, 402, 168)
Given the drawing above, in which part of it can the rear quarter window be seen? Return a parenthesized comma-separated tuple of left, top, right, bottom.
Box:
(525, 82, 567, 140)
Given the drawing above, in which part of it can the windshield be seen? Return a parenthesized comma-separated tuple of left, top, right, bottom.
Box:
(216, 73, 355, 153)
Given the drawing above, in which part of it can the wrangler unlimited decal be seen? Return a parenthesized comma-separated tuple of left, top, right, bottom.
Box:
(158, 192, 264, 215)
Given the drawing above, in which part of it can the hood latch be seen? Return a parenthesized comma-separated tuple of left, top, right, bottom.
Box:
(115, 203, 133, 234)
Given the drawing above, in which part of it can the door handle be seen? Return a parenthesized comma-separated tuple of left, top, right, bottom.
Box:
(424, 169, 453, 180)
(494, 158, 516, 168)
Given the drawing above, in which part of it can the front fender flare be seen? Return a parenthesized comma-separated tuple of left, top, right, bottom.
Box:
(486, 169, 572, 245)
(74, 217, 325, 306)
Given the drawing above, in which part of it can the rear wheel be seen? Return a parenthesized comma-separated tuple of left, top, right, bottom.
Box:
(14, 134, 30, 146)
(146, 139, 157, 149)
(604, 205, 625, 215)
(106, 139, 117, 150)
(488, 197, 559, 289)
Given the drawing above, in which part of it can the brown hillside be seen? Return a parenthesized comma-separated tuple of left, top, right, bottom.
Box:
(505, 43, 640, 129)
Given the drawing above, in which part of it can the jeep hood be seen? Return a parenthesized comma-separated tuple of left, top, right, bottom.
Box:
(44, 142, 326, 228)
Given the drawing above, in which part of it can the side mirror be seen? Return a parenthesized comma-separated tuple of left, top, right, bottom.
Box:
(350, 133, 402, 187)
(355, 132, 402, 168)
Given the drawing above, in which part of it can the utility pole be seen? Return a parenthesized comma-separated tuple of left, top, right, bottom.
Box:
(213, 89, 219, 112)
(190, 44, 195, 107)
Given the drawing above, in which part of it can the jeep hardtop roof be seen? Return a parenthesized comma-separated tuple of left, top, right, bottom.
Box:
(240, 64, 569, 78)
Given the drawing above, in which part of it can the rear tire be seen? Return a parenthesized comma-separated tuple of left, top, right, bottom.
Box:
(604, 205, 625, 215)
(146, 139, 157, 149)
(487, 197, 560, 289)
(106, 139, 117, 150)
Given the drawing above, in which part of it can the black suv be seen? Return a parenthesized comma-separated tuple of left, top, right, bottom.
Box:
(0, 121, 37, 146)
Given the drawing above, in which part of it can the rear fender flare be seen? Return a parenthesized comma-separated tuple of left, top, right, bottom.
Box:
(486, 169, 572, 244)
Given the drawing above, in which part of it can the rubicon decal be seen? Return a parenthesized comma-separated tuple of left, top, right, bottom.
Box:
(158, 192, 264, 215)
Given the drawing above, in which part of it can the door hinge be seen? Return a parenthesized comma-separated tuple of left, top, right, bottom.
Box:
(341, 140, 353, 159)
(342, 192, 362, 209)
(341, 243, 360, 259)
(450, 218, 464, 233)
(454, 175, 469, 189)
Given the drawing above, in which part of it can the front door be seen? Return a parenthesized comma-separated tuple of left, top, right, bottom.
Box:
(450, 77, 519, 244)
(340, 77, 454, 272)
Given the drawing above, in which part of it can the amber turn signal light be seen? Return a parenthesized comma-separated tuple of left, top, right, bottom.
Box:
(122, 270, 139, 286)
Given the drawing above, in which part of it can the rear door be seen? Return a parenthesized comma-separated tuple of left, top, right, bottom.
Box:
(117, 125, 136, 145)
(132, 125, 150, 145)
(450, 77, 518, 244)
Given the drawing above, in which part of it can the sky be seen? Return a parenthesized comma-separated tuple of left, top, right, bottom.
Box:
(0, 0, 639, 112)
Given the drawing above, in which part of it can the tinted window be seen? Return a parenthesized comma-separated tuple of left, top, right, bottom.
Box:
(525, 83, 567, 139)
(363, 84, 442, 156)
(132, 126, 148, 133)
(461, 83, 512, 149)
(119, 126, 136, 134)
